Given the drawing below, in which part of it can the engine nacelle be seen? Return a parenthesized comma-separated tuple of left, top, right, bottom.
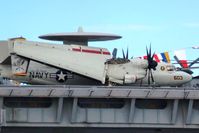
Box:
(124, 74, 136, 84)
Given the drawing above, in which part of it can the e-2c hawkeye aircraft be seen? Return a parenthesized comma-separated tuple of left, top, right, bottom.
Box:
(0, 28, 192, 86)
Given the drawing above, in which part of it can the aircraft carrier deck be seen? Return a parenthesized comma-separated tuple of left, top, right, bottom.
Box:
(0, 84, 199, 133)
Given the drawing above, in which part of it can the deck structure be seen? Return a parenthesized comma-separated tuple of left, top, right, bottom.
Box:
(0, 85, 199, 133)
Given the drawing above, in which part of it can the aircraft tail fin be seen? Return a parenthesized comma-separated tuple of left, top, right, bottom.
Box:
(11, 55, 29, 76)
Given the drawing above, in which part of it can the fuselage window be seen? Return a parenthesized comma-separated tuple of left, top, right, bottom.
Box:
(135, 99, 167, 109)
(78, 98, 125, 108)
(4, 97, 52, 108)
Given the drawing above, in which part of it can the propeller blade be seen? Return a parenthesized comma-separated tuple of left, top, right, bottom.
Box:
(152, 61, 158, 70)
(149, 44, 151, 58)
(151, 70, 155, 83)
(189, 57, 199, 67)
(148, 69, 151, 85)
(122, 49, 125, 59)
(112, 48, 117, 59)
(152, 52, 155, 59)
(146, 46, 149, 59)
(126, 47, 129, 59)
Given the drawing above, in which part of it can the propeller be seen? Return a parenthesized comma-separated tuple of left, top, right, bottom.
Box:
(114, 47, 129, 63)
(107, 47, 130, 64)
(146, 45, 158, 85)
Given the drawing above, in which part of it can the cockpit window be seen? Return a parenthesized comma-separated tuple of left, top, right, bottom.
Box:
(166, 65, 176, 71)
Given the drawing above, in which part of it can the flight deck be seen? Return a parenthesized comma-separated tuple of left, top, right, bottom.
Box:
(0, 85, 199, 133)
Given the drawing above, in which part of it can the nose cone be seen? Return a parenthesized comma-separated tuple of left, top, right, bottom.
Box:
(183, 72, 192, 83)
(172, 71, 192, 86)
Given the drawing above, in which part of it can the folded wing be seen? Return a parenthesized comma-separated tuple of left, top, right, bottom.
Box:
(12, 40, 111, 83)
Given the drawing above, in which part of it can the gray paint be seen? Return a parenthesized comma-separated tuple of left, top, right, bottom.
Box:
(0, 85, 199, 132)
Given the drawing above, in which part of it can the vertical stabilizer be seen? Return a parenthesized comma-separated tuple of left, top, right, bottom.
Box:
(11, 55, 29, 76)
(0, 41, 10, 64)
